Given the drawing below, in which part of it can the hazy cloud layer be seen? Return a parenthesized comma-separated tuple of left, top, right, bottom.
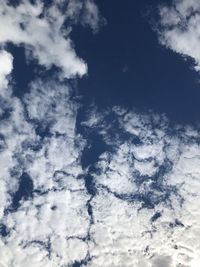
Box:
(157, 0, 200, 72)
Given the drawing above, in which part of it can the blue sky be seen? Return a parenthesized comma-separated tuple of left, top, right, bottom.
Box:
(73, 0, 200, 124)
(10, 0, 200, 123)
(0, 1, 200, 267)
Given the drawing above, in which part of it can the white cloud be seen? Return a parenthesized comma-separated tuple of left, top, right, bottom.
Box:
(94, 145, 139, 195)
(23, 79, 78, 135)
(156, 0, 200, 72)
(81, 108, 200, 266)
(67, 0, 105, 33)
(83, 0, 105, 33)
(0, 74, 90, 265)
(0, 93, 35, 221)
(1, 1, 200, 266)
(1, 77, 200, 266)
(0, 50, 13, 90)
(0, 0, 103, 79)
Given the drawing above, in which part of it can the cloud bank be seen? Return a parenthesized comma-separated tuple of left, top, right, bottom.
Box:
(1, 76, 200, 266)
(0, 50, 13, 90)
(0, 71, 200, 267)
(156, 0, 200, 72)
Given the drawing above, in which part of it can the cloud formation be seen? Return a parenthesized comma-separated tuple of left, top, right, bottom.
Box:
(0, 65, 90, 266)
(1, 66, 200, 266)
(0, 1, 200, 267)
(0, 50, 13, 90)
(156, 0, 200, 72)
(67, 0, 105, 33)
(81, 107, 200, 267)
(0, 0, 103, 78)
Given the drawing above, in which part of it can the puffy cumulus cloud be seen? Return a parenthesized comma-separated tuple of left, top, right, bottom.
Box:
(0, 0, 103, 78)
(156, 0, 200, 72)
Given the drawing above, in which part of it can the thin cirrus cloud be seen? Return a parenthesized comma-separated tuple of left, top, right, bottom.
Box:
(156, 0, 200, 73)
(0, 0, 200, 267)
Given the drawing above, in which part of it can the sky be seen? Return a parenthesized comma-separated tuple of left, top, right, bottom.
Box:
(0, 0, 200, 267)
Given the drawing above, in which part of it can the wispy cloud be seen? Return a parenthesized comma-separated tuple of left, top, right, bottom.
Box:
(0, 68, 89, 266)
(1, 75, 200, 265)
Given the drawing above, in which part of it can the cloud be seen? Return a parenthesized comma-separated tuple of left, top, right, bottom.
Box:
(80, 108, 200, 266)
(0, 70, 90, 266)
(1, 72, 200, 266)
(82, 0, 105, 33)
(156, 0, 200, 72)
(0, 81, 35, 222)
(23, 79, 78, 135)
(0, 0, 103, 79)
(67, 0, 105, 33)
(0, 1, 200, 266)
(0, 50, 13, 90)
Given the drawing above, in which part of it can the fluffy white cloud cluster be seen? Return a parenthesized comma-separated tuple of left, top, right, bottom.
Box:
(66, 0, 105, 33)
(157, 0, 200, 72)
(82, 108, 200, 267)
(0, 0, 102, 78)
(1, 69, 200, 266)
(0, 63, 91, 266)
